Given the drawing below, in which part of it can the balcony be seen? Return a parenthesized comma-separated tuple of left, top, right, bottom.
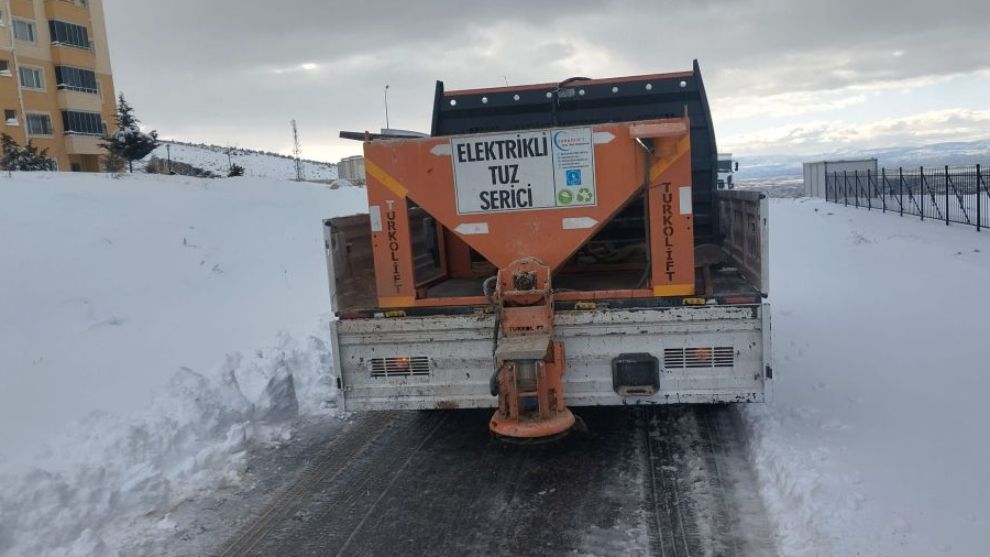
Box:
(45, 1, 91, 21)
(56, 88, 102, 112)
(64, 133, 102, 155)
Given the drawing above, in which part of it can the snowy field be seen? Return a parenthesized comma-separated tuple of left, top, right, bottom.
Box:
(140, 141, 339, 182)
(1, 173, 988, 556)
(749, 198, 990, 556)
(0, 172, 365, 555)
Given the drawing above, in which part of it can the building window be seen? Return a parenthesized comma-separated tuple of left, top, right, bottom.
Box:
(13, 19, 36, 42)
(0, 60, 10, 76)
(49, 20, 91, 49)
(55, 66, 98, 93)
(4, 109, 17, 125)
(19, 66, 45, 90)
(26, 114, 53, 136)
(62, 110, 103, 136)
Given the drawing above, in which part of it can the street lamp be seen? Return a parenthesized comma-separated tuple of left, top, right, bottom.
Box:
(384, 84, 390, 129)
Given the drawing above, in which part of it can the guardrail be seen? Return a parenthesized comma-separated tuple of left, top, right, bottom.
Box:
(824, 165, 989, 231)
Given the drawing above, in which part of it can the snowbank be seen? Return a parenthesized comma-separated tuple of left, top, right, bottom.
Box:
(746, 198, 990, 556)
(0, 172, 366, 461)
(142, 142, 338, 182)
(0, 172, 367, 556)
(0, 325, 335, 557)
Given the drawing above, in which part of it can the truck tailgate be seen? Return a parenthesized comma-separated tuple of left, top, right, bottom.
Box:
(332, 304, 770, 411)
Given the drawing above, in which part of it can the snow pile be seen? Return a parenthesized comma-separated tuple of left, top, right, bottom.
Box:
(745, 198, 990, 556)
(0, 172, 367, 556)
(142, 141, 338, 182)
(0, 325, 335, 557)
(0, 172, 366, 460)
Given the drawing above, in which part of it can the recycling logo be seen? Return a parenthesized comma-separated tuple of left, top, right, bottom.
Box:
(576, 187, 594, 203)
(557, 189, 574, 205)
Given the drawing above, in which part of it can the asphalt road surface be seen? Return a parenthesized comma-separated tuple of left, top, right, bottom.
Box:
(217, 405, 777, 557)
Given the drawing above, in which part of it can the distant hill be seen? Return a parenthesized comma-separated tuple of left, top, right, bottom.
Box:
(735, 139, 990, 179)
(139, 141, 338, 182)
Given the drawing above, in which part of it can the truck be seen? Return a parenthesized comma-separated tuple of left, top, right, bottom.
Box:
(717, 152, 737, 190)
(326, 60, 770, 441)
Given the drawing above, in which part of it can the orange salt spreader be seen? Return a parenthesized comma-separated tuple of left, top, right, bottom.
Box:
(342, 64, 716, 441)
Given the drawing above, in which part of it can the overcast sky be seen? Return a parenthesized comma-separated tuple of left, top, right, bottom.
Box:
(105, 0, 990, 162)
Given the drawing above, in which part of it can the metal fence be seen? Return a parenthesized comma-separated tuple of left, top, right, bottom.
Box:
(824, 165, 990, 231)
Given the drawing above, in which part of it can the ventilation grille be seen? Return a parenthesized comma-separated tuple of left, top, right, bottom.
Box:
(664, 347, 735, 369)
(370, 356, 431, 377)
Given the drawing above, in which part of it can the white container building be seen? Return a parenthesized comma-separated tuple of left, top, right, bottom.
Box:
(803, 158, 878, 198)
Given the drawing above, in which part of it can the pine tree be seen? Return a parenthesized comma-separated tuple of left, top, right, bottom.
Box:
(1, 134, 19, 171)
(228, 163, 245, 177)
(0, 133, 56, 172)
(101, 94, 160, 173)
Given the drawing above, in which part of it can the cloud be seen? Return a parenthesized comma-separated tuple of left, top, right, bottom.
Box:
(713, 72, 980, 120)
(722, 109, 990, 155)
(103, 0, 990, 160)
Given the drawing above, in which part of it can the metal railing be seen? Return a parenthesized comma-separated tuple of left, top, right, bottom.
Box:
(825, 165, 990, 231)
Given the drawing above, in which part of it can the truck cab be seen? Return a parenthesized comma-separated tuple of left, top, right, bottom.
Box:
(717, 153, 737, 190)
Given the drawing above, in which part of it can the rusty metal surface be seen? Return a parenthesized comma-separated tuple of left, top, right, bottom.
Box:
(215, 405, 777, 557)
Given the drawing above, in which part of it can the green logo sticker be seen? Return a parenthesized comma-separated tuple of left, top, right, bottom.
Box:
(557, 189, 574, 205)
(576, 187, 594, 203)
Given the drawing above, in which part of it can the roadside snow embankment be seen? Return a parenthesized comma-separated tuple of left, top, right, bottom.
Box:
(747, 198, 990, 556)
(142, 142, 338, 182)
(0, 172, 366, 556)
(0, 328, 334, 557)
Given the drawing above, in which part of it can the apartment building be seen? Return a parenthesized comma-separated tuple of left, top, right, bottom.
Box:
(0, 0, 115, 171)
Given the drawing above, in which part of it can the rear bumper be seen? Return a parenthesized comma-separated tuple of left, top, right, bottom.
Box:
(331, 304, 771, 412)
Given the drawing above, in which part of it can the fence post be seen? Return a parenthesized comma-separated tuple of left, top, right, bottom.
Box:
(867, 169, 873, 211)
(854, 170, 860, 208)
(920, 166, 925, 221)
(978, 164, 983, 232)
(880, 168, 887, 213)
(945, 165, 950, 226)
(899, 167, 904, 217)
(844, 171, 848, 207)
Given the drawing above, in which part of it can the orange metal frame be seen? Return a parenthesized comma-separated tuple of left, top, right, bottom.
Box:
(488, 259, 574, 440)
(362, 117, 696, 308)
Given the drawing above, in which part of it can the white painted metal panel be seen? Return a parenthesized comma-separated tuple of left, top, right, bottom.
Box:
(330, 304, 769, 411)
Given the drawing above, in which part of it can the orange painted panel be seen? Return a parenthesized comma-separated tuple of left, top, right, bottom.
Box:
(648, 139, 696, 295)
(365, 186, 417, 307)
(363, 121, 667, 273)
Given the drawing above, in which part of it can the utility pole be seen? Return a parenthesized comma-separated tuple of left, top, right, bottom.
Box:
(384, 84, 390, 129)
(166, 143, 172, 175)
(291, 119, 304, 182)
